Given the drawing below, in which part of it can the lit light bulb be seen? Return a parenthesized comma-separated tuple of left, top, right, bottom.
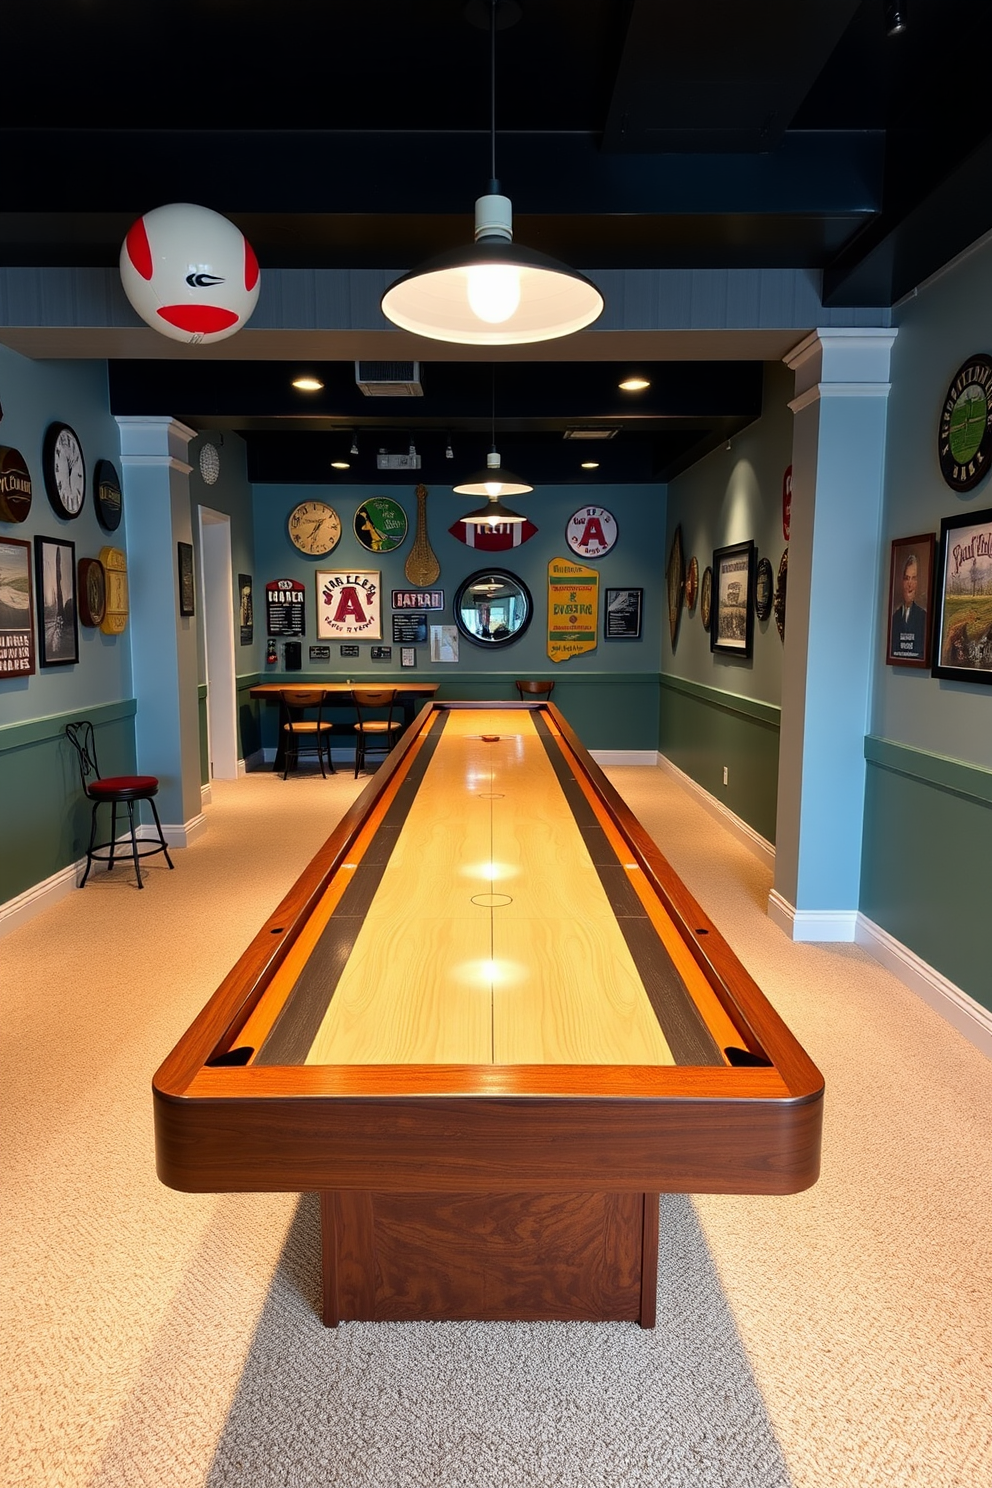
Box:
(484, 480, 502, 497)
(466, 263, 521, 324)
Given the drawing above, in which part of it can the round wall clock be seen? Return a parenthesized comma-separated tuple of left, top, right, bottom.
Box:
(755, 556, 773, 621)
(43, 422, 86, 519)
(938, 355, 992, 491)
(354, 496, 408, 553)
(77, 557, 107, 627)
(565, 504, 617, 558)
(94, 459, 123, 533)
(199, 442, 220, 485)
(700, 566, 713, 631)
(0, 445, 32, 523)
(684, 555, 699, 611)
(288, 500, 342, 556)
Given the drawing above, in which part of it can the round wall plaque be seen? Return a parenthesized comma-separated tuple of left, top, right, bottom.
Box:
(700, 566, 713, 631)
(354, 496, 408, 553)
(755, 556, 773, 621)
(684, 555, 699, 611)
(0, 445, 32, 523)
(565, 504, 617, 558)
(77, 557, 107, 627)
(938, 355, 992, 492)
(94, 459, 123, 533)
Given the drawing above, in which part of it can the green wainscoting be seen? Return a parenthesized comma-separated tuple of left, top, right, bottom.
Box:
(861, 737, 992, 1012)
(198, 684, 209, 787)
(0, 699, 138, 905)
(659, 674, 780, 843)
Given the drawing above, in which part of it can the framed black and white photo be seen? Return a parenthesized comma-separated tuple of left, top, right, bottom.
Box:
(178, 542, 195, 617)
(604, 587, 643, 639)
(711, 540, 755, 658)
(34, 535, 78, 667)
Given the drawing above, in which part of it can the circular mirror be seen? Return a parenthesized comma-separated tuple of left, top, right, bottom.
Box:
(454, 569, 533, 648)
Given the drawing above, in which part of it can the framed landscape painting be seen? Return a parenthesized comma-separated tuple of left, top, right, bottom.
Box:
(932, 507, 992, 682)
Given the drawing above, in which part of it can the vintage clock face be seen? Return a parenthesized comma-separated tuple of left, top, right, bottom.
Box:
(94, 460, 123, 532)
(938, 355, 992, 492)
(288, 500, 342, 556)
(43, 422, 86, 519)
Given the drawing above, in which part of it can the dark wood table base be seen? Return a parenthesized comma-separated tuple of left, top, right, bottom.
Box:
(320, 1189, 660, 1327)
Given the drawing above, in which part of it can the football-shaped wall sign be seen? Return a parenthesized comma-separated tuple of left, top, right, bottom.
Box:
(119, 202, 260, 345)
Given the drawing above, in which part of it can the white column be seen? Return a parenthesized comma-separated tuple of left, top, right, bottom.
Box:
(116, 416, 205, 844)
(769, 329, 897, 941)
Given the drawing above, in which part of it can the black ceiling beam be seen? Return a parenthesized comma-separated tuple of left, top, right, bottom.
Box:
(604, 0, 863, 153)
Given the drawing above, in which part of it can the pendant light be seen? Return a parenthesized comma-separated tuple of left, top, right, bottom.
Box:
(453, 367, 532, 524)
(380, 0, 604, 346)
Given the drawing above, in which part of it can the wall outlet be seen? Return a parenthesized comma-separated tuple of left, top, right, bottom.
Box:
(722, 766, 729, 786)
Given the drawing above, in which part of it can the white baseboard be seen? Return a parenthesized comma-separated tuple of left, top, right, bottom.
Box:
(856, 913, 992, 1060)
(136, 811, 207, 848)
(590, 749, 658, 767)
(0, 861, 81, 938)
(767, 889, 859, 942)
(237, 758, 247, 778)
(656, 752, 776, 871)
(201, 782, 213, 807)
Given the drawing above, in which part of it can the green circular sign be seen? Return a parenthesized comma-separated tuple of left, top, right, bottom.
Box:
(354, 496, 408, 553)
(938, 355, 992, 492)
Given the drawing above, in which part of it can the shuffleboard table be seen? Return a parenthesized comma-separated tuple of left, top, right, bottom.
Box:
(154, 702, 823, 1328)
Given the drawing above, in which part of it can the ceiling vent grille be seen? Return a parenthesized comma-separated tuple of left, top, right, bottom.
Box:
(563, 427, 620, 440)
(355, 361, 424, 396)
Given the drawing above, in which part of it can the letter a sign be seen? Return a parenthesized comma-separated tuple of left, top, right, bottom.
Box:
(565, 505, 617, 558)
(315, 569, 382, 640)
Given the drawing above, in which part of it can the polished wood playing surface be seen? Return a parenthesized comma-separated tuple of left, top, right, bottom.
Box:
(154, 700, 823, 1329)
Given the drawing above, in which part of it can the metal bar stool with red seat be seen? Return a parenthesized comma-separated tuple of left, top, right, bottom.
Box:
(65, 721, 174, 889)
(351, 687, 402, 776)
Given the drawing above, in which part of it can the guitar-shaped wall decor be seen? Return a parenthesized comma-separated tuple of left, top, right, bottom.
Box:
(404, 483, 440, 586)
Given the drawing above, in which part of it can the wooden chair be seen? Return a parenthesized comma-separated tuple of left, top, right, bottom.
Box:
(351, 687, 401, 776)
(65, 721, 174, 890)
(515, 679, 555, 701)
(280, 689, 336, 778)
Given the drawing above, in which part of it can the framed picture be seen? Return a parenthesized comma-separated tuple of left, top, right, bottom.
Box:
(604, 587, 643, 639)
(932, 507, 992, 682)
(711, 540, 755, 658)
(886, 533, 935, 668)
(401, 646, 417, 667)
(238, 573, 253, 645)
(316, 570, 381, 641)
(34, 535, 78, 667)
(0, 537, 36, 676)
(177, 541, 195, 617)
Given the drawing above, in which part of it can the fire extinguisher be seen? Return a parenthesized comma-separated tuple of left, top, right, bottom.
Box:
(266, 638, 278, 665)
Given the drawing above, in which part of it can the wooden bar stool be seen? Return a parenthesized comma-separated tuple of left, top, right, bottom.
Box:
(515, 679, 555, 701)
(280, 689, 336, 778)
(351, 687, 401, 776)
(65, 721, 174, 890)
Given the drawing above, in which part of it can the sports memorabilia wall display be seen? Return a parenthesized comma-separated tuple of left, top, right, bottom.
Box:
(565, 505, 617, 559)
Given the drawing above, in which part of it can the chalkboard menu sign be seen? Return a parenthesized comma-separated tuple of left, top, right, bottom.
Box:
(392, 613, 429, 644)
(266, 578, 305, 636)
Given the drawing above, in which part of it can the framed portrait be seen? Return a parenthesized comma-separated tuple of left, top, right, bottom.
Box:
(604, 587, 643, 639)
(34, 535, 78, 667)
(238, 573, 253, 645)
(710, 540, 755, 658)
(932, 507, 992, 683)
(885, 533, 935, 668)
(177, 542, 195, 617)
(0, 537, 36, 677)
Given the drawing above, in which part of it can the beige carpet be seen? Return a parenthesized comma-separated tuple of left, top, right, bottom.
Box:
(2, 762, 990, 1488)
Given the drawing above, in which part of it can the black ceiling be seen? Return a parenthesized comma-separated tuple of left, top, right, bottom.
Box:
(5, 0, 989, 483)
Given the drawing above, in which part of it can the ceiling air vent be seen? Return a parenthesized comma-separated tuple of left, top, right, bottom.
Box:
(563, 427, 620, 440)
(355, 361, 424, 397)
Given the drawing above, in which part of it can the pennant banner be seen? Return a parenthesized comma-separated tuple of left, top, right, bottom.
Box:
(547, 556, 598, 664)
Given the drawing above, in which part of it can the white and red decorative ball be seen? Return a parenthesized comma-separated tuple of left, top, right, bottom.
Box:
(119, 202, 260, 344)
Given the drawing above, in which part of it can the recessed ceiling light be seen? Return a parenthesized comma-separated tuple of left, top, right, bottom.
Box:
(618, 376, 650, 392)
(581, 461, 600, 470)
(331, 460, 350, 470)
(292, 375, 324, 391)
